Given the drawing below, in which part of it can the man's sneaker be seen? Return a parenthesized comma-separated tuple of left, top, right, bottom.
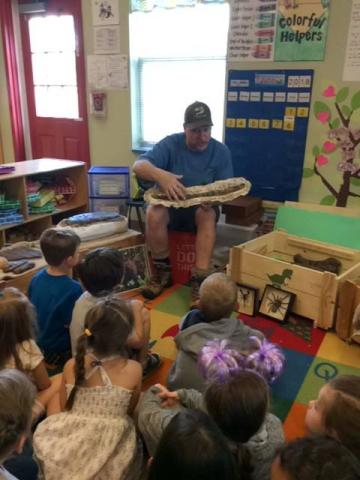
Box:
(143, 353, 162, 377)
(189, 269, 209, 310)
(141, 262, 173, 300)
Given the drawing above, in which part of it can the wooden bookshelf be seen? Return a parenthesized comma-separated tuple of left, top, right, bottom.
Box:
(0, 159, 88, 246)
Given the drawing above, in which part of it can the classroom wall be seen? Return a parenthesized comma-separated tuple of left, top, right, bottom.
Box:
(0, 1, 359, 206)
(227, 0, 359, 207)
(81, 0, 136, 170)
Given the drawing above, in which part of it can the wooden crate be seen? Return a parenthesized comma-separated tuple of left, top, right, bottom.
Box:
(228, 230, 360, 329)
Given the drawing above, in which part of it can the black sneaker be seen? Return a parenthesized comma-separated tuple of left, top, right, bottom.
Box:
(143, 353, 162, 377)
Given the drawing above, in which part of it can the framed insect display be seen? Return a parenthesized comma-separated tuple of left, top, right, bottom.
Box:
(259, 285, 296, 322)
(237, 284, 258, 316)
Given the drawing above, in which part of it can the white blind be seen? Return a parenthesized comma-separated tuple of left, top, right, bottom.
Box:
(129, 3, 230, 148)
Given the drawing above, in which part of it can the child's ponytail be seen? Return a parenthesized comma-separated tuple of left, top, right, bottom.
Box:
(65, 333, 87, 410)
(231, 444, 253, 480)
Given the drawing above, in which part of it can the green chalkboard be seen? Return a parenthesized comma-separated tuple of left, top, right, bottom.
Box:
(275, 206, 360, 250)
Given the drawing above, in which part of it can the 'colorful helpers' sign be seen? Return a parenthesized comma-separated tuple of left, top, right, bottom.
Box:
(275, 0, 330, 61)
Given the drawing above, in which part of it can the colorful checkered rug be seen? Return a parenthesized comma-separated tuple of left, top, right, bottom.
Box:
(135, 283, 360, 441)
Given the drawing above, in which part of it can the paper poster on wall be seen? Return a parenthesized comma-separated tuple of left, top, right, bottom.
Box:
(94, 26, 120, 54)
(228, 0, 278, 62)
(87, 55, 128, 89)
(302, 84, 360, 207)
(343, 0, 360, 81)
(92, 0, 119, 26)
(275, 0, 330, 61)
(225, 69, 314, 202)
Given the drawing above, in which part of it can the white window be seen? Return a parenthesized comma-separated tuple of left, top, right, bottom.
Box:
(129, 3, 230, 149)
(28, 15, 79, 119)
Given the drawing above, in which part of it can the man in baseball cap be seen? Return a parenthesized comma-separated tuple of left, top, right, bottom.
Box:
(183, 101, 213, 129)
(133, 101, 233, 307)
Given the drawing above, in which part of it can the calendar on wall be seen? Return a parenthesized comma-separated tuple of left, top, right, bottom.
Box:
(225, 69, 314, 202)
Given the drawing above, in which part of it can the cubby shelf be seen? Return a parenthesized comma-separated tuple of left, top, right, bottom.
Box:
(0, 159, 88, 246)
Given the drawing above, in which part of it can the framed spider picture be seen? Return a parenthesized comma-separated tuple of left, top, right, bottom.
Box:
(259, 285, 296, 322)
(237, 284, 258, 316)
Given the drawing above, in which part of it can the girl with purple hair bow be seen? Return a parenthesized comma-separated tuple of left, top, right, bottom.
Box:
(198, 336, 285, 385)
(138, 337, 285, 480)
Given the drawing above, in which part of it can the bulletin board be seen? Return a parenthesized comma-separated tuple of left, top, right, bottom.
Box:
(225, 69, 314, 202)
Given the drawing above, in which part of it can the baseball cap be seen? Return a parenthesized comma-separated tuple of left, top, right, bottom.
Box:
(183, 101, 213, 129)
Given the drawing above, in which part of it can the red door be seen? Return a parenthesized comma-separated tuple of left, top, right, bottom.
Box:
(20, 0, 90, 164)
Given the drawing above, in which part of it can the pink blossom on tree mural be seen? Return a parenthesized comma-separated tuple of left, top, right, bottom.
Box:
(303, 86, 360, 207)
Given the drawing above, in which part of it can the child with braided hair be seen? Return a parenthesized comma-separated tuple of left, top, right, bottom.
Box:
(138, 337, 285, 480)
(33, 298, 143, 480)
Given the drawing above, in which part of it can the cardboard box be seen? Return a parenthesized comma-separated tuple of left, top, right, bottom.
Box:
(225, 208, 263, 226)
(222, 196, 262, 218)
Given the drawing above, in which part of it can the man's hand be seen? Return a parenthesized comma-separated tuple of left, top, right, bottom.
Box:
(151, 383, 180, 408)
(157, 171, 187, 201)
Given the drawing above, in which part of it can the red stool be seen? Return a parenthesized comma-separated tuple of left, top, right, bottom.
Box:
(169, 231, 196, 284)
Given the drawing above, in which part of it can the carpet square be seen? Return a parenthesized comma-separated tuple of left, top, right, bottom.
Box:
(239, 314, 278, 339)
(241, 314, 325, 355)
(270, 318, 325, 356)
(316, 332, 360, 368)
(150, 310, 179, 360)
(271, 348, 314, 401)
(270, 395, 293, 422)
(283, 402, 307, 441)
(295, 356, 360, 405)
(154, 285, 191, 317)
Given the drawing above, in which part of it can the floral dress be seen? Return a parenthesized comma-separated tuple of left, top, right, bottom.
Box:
(33, 356, 143, 480)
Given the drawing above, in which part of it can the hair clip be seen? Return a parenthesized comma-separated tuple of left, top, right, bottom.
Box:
(90, 359, 102, 368)
(84, 328, 92, 337)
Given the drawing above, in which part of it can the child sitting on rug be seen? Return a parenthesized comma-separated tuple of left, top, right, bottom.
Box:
(70, 247, 160, 375)
(167, 272, 263, 391)
(34, 298, 144, 480)
(148, 409, 244, 480)
(139, 338, 285, 480)
(28, 228, 82, 370)
(271, 436, 360, 480)
(305, 374, 360, 460)
(0, 288, 62, 421)
(0, 369, 36, 480)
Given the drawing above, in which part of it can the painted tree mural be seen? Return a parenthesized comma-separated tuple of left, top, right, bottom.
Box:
(303, 85, 360, 207)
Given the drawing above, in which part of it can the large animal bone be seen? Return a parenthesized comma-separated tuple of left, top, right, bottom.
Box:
(144, 177, 251, 208)
(293, 254, 341, 275)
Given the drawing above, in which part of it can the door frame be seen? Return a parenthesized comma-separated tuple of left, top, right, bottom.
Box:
(19, 0, 90, 164)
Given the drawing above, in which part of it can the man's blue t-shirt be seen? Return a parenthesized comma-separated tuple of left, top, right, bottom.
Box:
(140, 133, 233, 187)
(28, 269, 82, 353)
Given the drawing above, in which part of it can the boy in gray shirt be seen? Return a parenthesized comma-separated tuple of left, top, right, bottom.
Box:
(167, 273, 263, 392)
